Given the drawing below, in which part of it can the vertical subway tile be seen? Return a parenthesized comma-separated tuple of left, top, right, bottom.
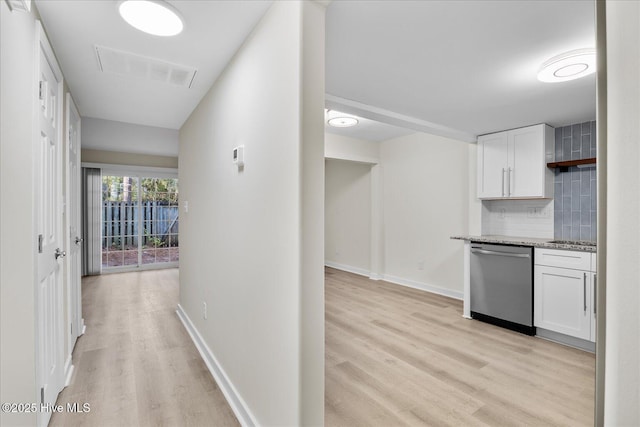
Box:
(580, 225, 591, 240)
(572, 124, 581, 150)
(563, 137, 572, 158)
(572, 123, 581, 137)
(571, 224, 581, 240)
(555, 183, 563, 204)
(555, 128, 563, 160)
(554, 122, 598, 240)
(572, 211, 581, 229)
(581, 197, 591, 224)
(581, 170, 591, 195)
(572, 182, 581, 211)
(563, 172, 571, 191)
(591, 212, 597, 240)
(554, 210, 562, 234)
(582, 135, 591, 158)
(555, 169, 563, 183)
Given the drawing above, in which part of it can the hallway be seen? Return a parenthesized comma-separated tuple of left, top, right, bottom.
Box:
(50, 269, 238, 427)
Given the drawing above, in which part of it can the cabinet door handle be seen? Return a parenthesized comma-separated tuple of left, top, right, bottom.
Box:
(501, 168, 506, 197)
(593, 273, 597, 315)
(508, 167, 513, 196)
(583, 272, 587, 312)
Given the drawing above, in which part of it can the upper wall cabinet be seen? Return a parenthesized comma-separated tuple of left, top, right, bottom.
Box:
(477, 124, 555, 199)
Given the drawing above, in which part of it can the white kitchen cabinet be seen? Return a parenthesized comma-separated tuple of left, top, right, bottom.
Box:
(534, 248, 597, 342)
(477, 124, 555, 199)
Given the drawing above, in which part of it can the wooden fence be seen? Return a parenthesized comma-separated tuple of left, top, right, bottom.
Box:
(103, 201, 179, 248)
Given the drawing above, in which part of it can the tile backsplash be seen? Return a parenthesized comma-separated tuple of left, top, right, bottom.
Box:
(482, 199, 554, 238)
(553, 121, 597, 241)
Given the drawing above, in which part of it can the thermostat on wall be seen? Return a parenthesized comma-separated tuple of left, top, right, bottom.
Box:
(233, 145, 245, 167)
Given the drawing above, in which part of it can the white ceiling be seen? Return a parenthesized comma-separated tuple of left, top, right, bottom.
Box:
(36, 0, 596, 147)
(326, 0, 596, 140)
(35, 0, 273, 130)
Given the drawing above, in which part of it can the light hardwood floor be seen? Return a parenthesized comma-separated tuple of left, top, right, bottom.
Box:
(50, 269, 238, 427)
(53, 267, 595, 426)
(325, 267, 595, 426)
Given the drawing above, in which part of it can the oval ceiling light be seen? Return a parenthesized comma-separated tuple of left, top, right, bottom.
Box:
(328, 117, 359, 128)
(537, 48, 596, 83)
(118, 0, 184, 37)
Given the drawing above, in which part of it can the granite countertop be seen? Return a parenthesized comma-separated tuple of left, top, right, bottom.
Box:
(450, 235, 597, 252)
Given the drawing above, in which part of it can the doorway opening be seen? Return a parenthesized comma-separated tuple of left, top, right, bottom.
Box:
(101, 174, 179, 271)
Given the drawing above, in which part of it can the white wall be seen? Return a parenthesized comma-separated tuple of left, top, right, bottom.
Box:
(325, 132, 380, 163)
(82, 117, 179, 157)
(604, 1, 640, 424)
(0, 4, 38, 426)
(325, 159, 371, 274)
(380, 132, 474, 298)
(178, 2, 324, 425)
(467, 143, 482, 235)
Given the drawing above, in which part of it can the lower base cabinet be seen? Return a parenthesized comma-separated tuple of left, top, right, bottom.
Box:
(534, 248, 596, 343)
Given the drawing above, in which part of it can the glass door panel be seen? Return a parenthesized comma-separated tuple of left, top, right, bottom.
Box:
(140, 178, 179, 265)
(102, 175, 140, 269)
(101, 175, 178, 270)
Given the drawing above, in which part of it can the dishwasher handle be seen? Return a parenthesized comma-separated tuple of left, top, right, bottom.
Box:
(470, 248, 531, 258)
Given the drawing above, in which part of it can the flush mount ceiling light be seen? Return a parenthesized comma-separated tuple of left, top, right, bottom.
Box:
(118, 0, 184, 37)
(328, 117, 359, 127)
(537, 48, 596, 83)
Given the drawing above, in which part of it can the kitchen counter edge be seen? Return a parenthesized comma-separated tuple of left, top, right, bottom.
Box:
(450, 235, 596, 252)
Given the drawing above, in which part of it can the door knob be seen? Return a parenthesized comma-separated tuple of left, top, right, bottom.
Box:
(55, 248, 66, 259)
(75, 237, 83, 245)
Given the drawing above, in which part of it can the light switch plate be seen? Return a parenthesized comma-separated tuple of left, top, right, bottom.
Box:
(233, 145, 245, 167)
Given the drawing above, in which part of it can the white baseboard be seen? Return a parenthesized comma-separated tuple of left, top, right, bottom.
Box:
(381, 274, 463, 300)
(63, 355, 74, 387)
(176, 304, 257, 427)
(325, 261, 463, 300)
(80, 320, 86, 336)
(324, 261, 370, 278)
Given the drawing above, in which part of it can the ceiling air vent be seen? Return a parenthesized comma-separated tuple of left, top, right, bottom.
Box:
(95, 45, 197, 88)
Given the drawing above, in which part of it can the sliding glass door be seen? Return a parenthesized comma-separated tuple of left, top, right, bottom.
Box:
(101, 174, 179, 271)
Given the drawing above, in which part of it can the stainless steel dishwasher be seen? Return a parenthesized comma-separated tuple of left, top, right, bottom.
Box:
(470, 243, 534, 335)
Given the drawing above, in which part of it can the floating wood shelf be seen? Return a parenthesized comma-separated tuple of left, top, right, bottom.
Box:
(547, 157, 596, 172)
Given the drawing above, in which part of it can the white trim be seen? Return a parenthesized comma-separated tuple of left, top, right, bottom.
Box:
(176, 304, 257, 427)
(63, 356, 74, 387)
(324, 261, 370, 278)
(82, 162, 178, 178)
(325, 262, 463, 299)
(381, 274, 464, 300)
(325, 94, 477, 143)
(5, 0, 31, 12)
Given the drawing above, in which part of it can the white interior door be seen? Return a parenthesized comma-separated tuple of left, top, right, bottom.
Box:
(35, 22, 65, 427)
(66, 94, 83, 351)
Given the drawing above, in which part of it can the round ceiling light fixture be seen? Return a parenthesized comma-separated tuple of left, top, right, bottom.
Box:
(327, 117, 359, 128)
(537, 48, 596, 83)
(118, 0, 184, 37)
